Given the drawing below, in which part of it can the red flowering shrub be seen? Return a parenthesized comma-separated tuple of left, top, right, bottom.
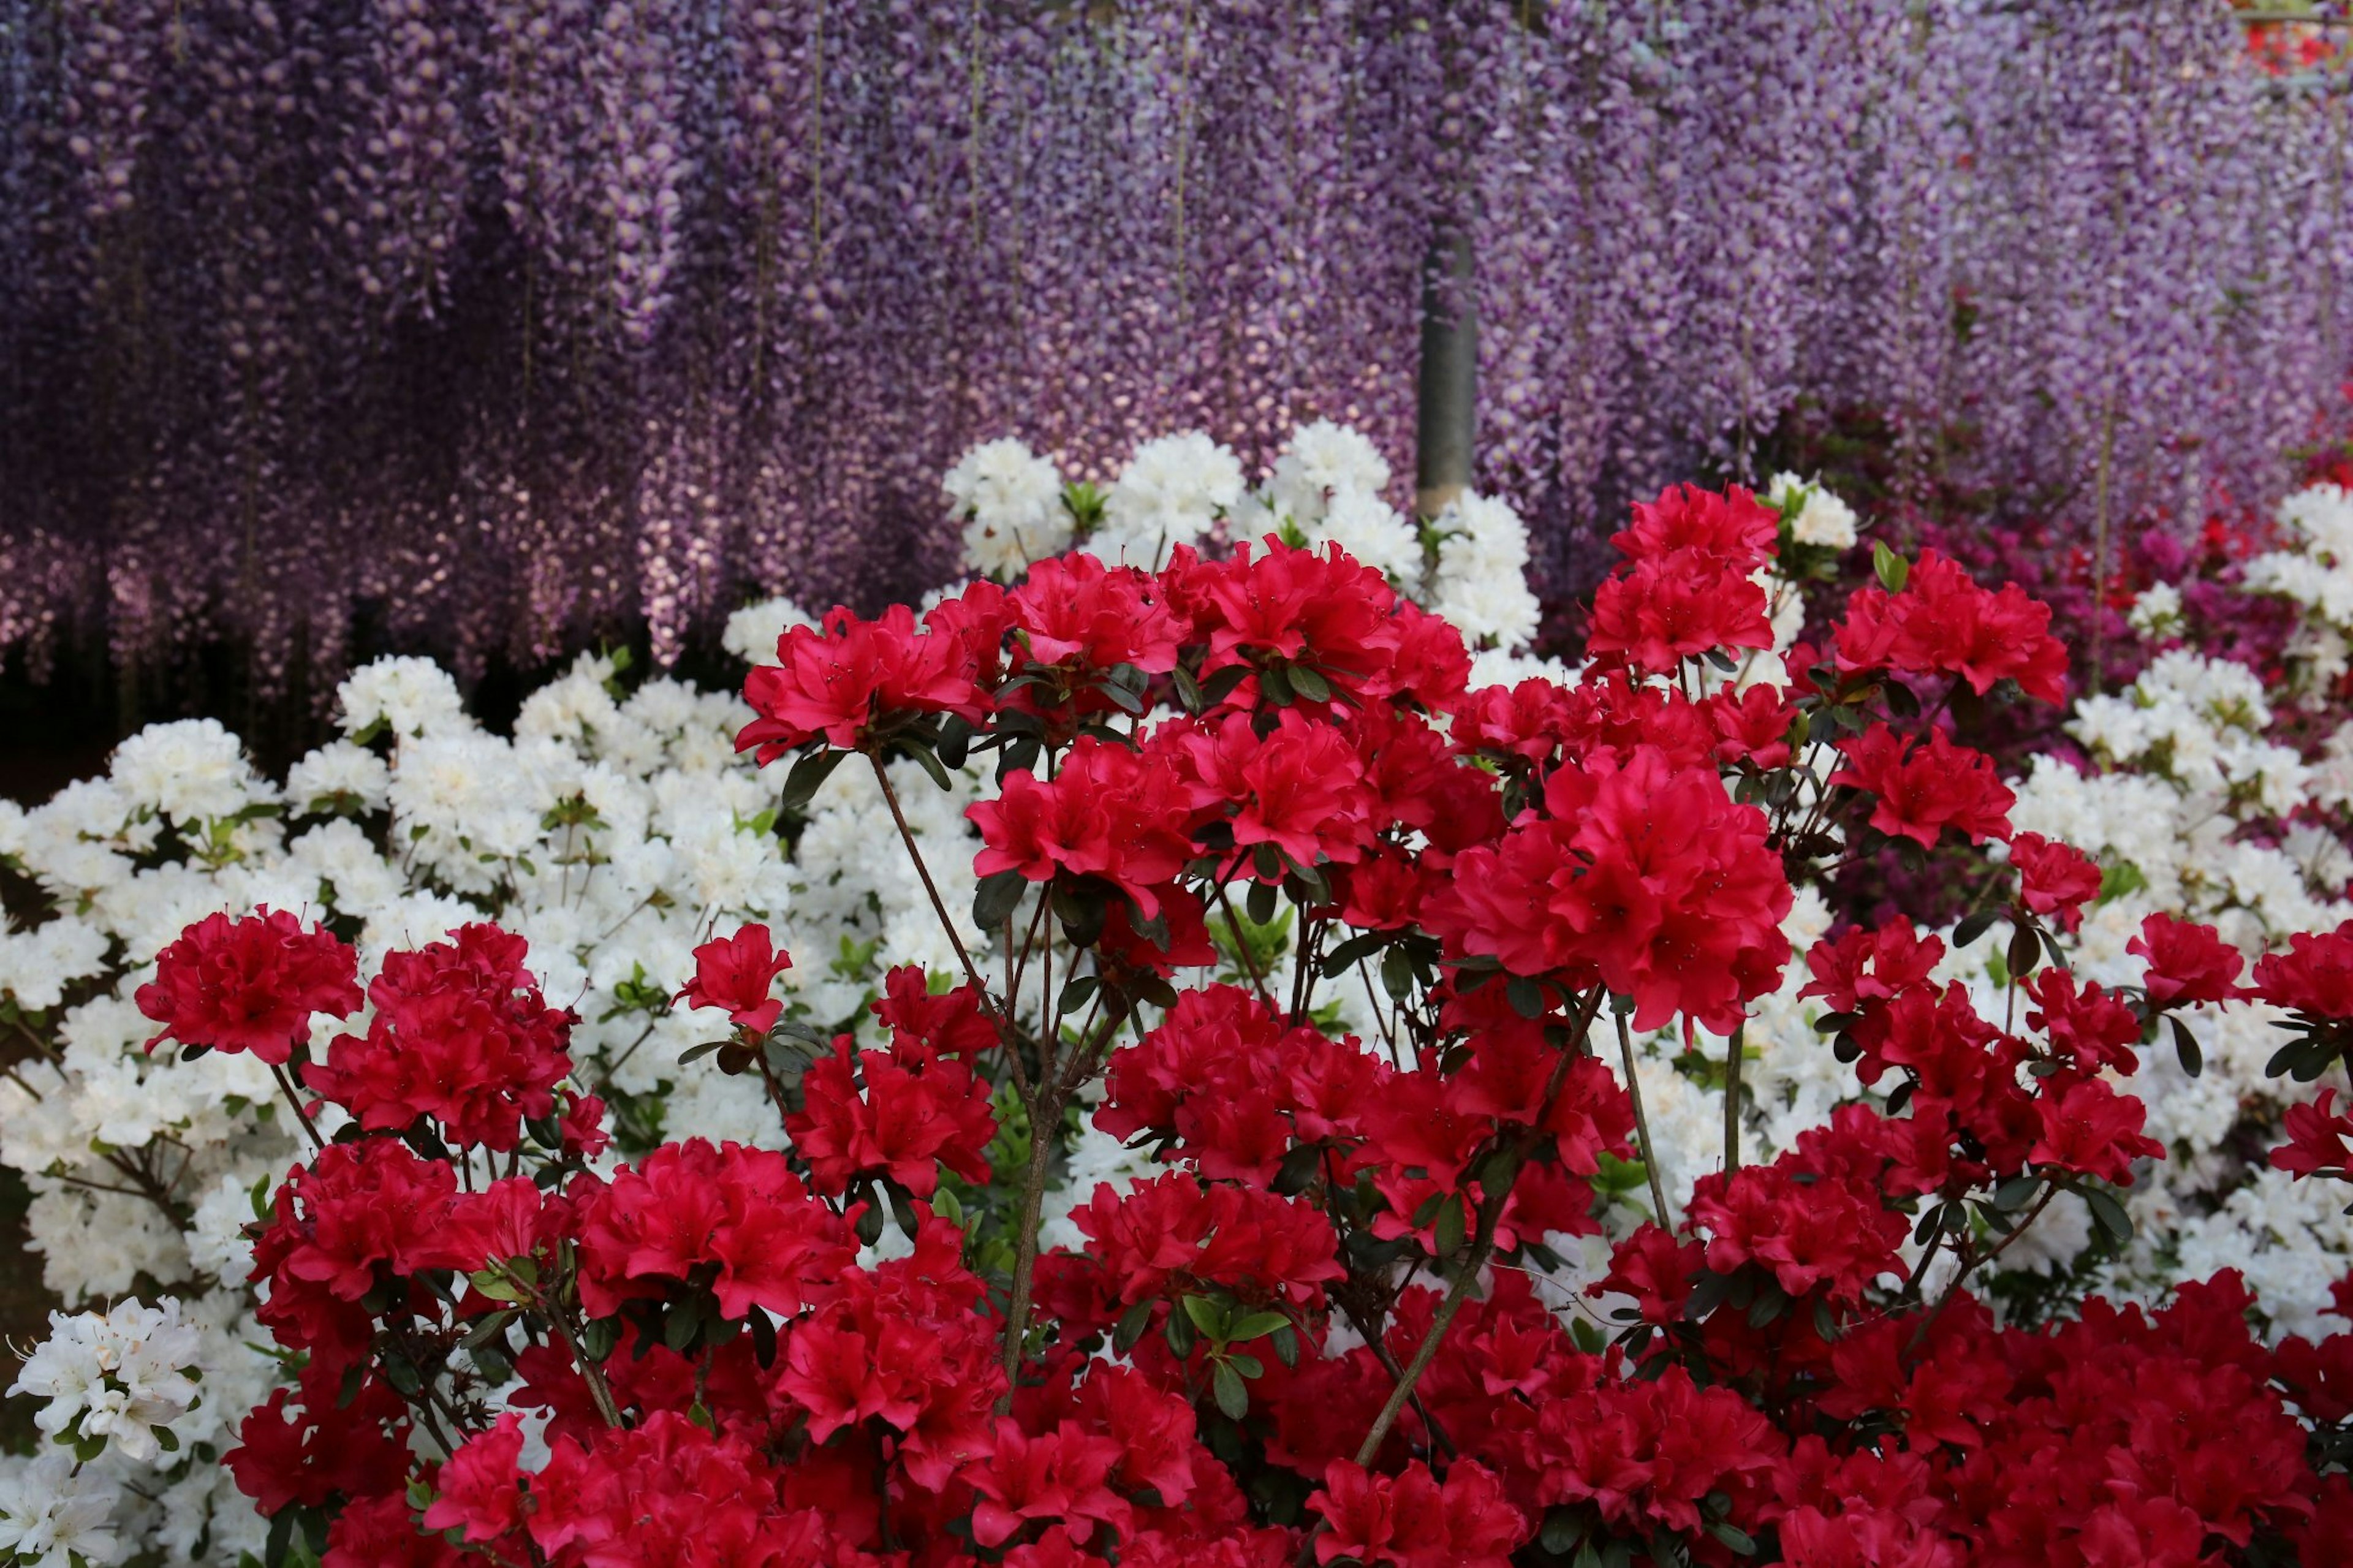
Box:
(195, 499, 2353, 1567)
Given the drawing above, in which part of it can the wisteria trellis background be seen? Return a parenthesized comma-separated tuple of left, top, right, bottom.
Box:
(1, 0, 2347, 689)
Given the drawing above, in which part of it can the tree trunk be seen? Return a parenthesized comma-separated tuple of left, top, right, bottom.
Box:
(1414, 228, 1477, 519)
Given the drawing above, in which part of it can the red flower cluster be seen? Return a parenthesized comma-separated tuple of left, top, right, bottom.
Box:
(1799, 920, 2165, 1199)
(2008, 830, 2102, 933)
(739, 602, 991, 759)
(1586, 483, 1779, 675)
(1309, 1459, 1525, 1568)
(573, 1138, 854, 1319)
(784, 1034, 996, 1199)
(1829, 727, 2015, 848)
(1434, 745, 1791, 1032)
(2273, 1089, 2353, 1180)
(971, 735, 1200, 915)
(2131, 912, 2246, 1008)
(199, 515, 2353, 1568)
(304, 923, 577, 1151)
(1836, 547, 2069, 705)
(136, 906, 360, 1063)
(2252, 921, 2353, 1018)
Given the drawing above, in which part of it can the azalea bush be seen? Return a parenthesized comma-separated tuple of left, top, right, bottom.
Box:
(12, 432, 2353, 1564)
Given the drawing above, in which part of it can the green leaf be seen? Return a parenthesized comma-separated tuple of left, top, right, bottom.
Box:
(1540, 1509, 1588, 1554)
(935, 714, 976, 769)
(1246, 878, 1278, 926)
(1271, 1141, 1324, 1197)
(1506, 975, 1545, 1019)
(1952, 909, 1998, 949)
(1287, 664, 1332, 703)
(1181, 1294, 1229, 1341)
(581, 1317, 620, 1363)
(973, 869, 1028, 931)
(380, 1349, 423, 1398)
(1705, 1520, 1758, 1556)
(2083, 1186, 2134, 1246)
(895, 737, 955, 792)
(1270, 1324, 1301, 1368)
(777, 747, 848, 813)
(1201, 665, 1252, 708)
(1991, 1175, 2041, 1211)
(1872, 540, 1909, 593)
(1322, 932, 1387, 975)
(2006, 922, 2041, 981)
(1053, 882, 1108, 948)
(1433, 1192, 1468, 1257)
(1212, 1358, 1249, 1420)
(1379, 947, 1415, 1006)
(460, 1311, 515, 1352)
(1228, 1310, 1291, 1343)
(2170, 1015, 2203, 1078)
(1114, 1299, 1156, 1355)
(468, 1269, 523, 1303)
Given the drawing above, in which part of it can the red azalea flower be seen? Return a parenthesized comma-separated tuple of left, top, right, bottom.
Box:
(1609, 482, 1781, 571)
(2030, 1078, 2164, 1184)
(1585, 553, 1774, 675)
(2129, 914, 2246, 1009)
(674, 923, 792, 1034)
(1830, 727, 2014, 848)
(737, 604, 988, 759)
(2251, 922, 2353, 1018)
(305, 925, 575, 1153)
(2009, 831, 2102, 933)
(1833, 549, 2067, 705)
(136, 907, 361, 1064)
(1309, 1458, 1525, 1568)
(2273, 1089, 2353, 1180)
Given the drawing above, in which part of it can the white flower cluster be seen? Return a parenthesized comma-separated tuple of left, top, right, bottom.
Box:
(2241, 482, 2353, 691)
(12, 1298, 203, 1466)
(0, 1453, 122, 1568)
(945, 437, 1072, 578)
(1762, 471, 1860, 551)
(942, 422, 1544, 655)
(2071, 650, 2308, 817)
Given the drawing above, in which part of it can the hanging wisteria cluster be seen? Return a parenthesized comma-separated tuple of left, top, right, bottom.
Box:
(0, 0, 2346, 687)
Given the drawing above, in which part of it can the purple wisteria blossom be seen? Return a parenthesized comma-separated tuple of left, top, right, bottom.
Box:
(0, 0, 2342, 688)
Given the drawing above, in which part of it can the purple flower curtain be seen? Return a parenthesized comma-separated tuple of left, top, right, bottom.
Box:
(0, 0, 2342, 686)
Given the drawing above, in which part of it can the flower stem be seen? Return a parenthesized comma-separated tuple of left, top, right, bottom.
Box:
(270, 1062, 326, 1152)
(867, 751, 998, 1023)
(1344, 987, 1603, 1470)
(1722, 1021, 1746, 1175)
(1616, 1009, 1672, 1226)
(996, 1091, 1058, 1411)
